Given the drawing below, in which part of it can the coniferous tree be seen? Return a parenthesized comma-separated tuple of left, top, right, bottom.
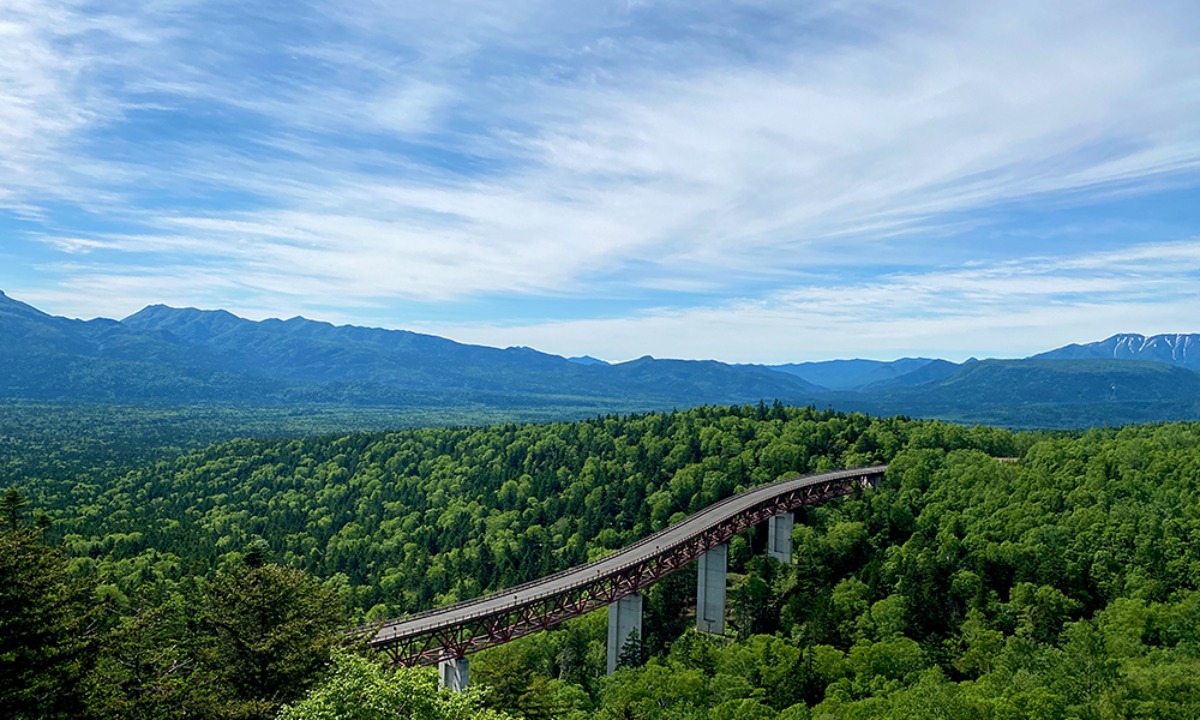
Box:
(85, 598, 199, 720)
(616, 628, 644, 670)
(197, 563, 347, 719)
(2, 487, 29, 530)
(0, 528, 95, 719)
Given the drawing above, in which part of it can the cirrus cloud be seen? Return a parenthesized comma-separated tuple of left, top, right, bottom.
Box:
(2, 0, 1199, 360)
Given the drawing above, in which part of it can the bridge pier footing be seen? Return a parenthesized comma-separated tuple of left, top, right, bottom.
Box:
(439, 657, 469, 692)
(607, 592, 643, 674)
(696, 543, 727, 634)
(767, 512, 794, 564)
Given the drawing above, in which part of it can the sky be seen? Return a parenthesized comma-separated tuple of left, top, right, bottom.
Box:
(2, 0, 1199, 364)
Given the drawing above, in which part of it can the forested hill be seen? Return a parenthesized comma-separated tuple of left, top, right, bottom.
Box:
(7, 406, 1200, 718)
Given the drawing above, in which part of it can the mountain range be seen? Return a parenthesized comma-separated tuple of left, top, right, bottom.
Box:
(1031, 333, 1200, 368)
(4, 289, 1200, 428)
(0, 291, 821, 410)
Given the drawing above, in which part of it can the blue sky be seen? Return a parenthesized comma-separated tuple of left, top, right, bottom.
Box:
(2, 0, 1199, 363)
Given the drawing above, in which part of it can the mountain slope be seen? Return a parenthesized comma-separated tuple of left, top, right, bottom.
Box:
(610, 356, 823, 402)
(121, 305, 823, 404)
(862, 358, 965, 390)
(8, 291, 1200, 429)
(850, 359, 1200, 427)
(1033, 333, 1200, 369)
(122, 304, 572, 389)
(768, 358, 934, 391)
(0, 291, 275, 402)
(0, 294, 515, 405)
(909, 359, 1200, 403)
(0, 293, 824, 408)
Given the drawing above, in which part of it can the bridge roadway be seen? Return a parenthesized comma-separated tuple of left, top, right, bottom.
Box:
(369, 464, 888, 665)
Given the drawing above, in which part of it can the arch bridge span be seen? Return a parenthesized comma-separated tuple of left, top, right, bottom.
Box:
(369, 464, 888, 667)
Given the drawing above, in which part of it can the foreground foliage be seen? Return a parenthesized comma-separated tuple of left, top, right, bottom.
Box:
(0, 529, 94, 719)
(277, 651, 513, 720)
(1, 535, 347, 720)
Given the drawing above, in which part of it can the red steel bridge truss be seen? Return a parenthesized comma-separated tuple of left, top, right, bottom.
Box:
(368, 465, 888, 666)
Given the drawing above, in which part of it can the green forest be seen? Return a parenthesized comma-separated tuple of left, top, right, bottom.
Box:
(4, 404, 1200, 718)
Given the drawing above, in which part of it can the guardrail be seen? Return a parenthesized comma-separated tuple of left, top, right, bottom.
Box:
(366, 464, 888, 665)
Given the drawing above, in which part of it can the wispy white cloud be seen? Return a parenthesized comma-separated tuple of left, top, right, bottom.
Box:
(0, 1, 104, 209)
(3, 0, 1200, 360)
(423, 238, 1200, 362)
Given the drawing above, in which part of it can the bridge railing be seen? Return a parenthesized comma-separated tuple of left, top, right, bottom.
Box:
(371, 466, 878, 632)
(366, 464, 888, 661)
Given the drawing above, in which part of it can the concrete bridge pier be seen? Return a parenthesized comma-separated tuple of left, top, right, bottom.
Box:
(607, 592, 644, 674)
(767, 512, 794, 564)
(696, 543, 727, 634)
(439, 657, 469, 692)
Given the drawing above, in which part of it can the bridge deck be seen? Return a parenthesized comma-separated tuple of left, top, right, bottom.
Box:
(370, 465, 887, 659)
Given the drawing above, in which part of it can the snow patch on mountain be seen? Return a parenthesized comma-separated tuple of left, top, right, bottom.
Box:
(1033, 333, 1200, 369)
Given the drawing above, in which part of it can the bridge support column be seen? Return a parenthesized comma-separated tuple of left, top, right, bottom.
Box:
(696, 543, 727, 634)
(607, 592, 643, 675)
(438, 657, 469, 692)
(767, 512, 794, 564)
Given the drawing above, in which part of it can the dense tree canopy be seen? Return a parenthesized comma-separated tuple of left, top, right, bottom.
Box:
(22, 405, 969, 622)
(3, 406, 1200, 717)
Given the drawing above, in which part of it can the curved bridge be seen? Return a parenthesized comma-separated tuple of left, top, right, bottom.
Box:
(370, 465, 888, 666)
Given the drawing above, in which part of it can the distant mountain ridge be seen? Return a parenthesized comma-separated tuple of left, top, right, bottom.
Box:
(852, 358, 1200, 428)
(766, 358, 937, 391)
(888, 358, 1200, 404)
(861, 358, 967, 390)
(0, 293, 821, 408)
(121, 304, 826, 402)
(4, 290, 1200, 428)
(1033, 333, 1200, 369)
